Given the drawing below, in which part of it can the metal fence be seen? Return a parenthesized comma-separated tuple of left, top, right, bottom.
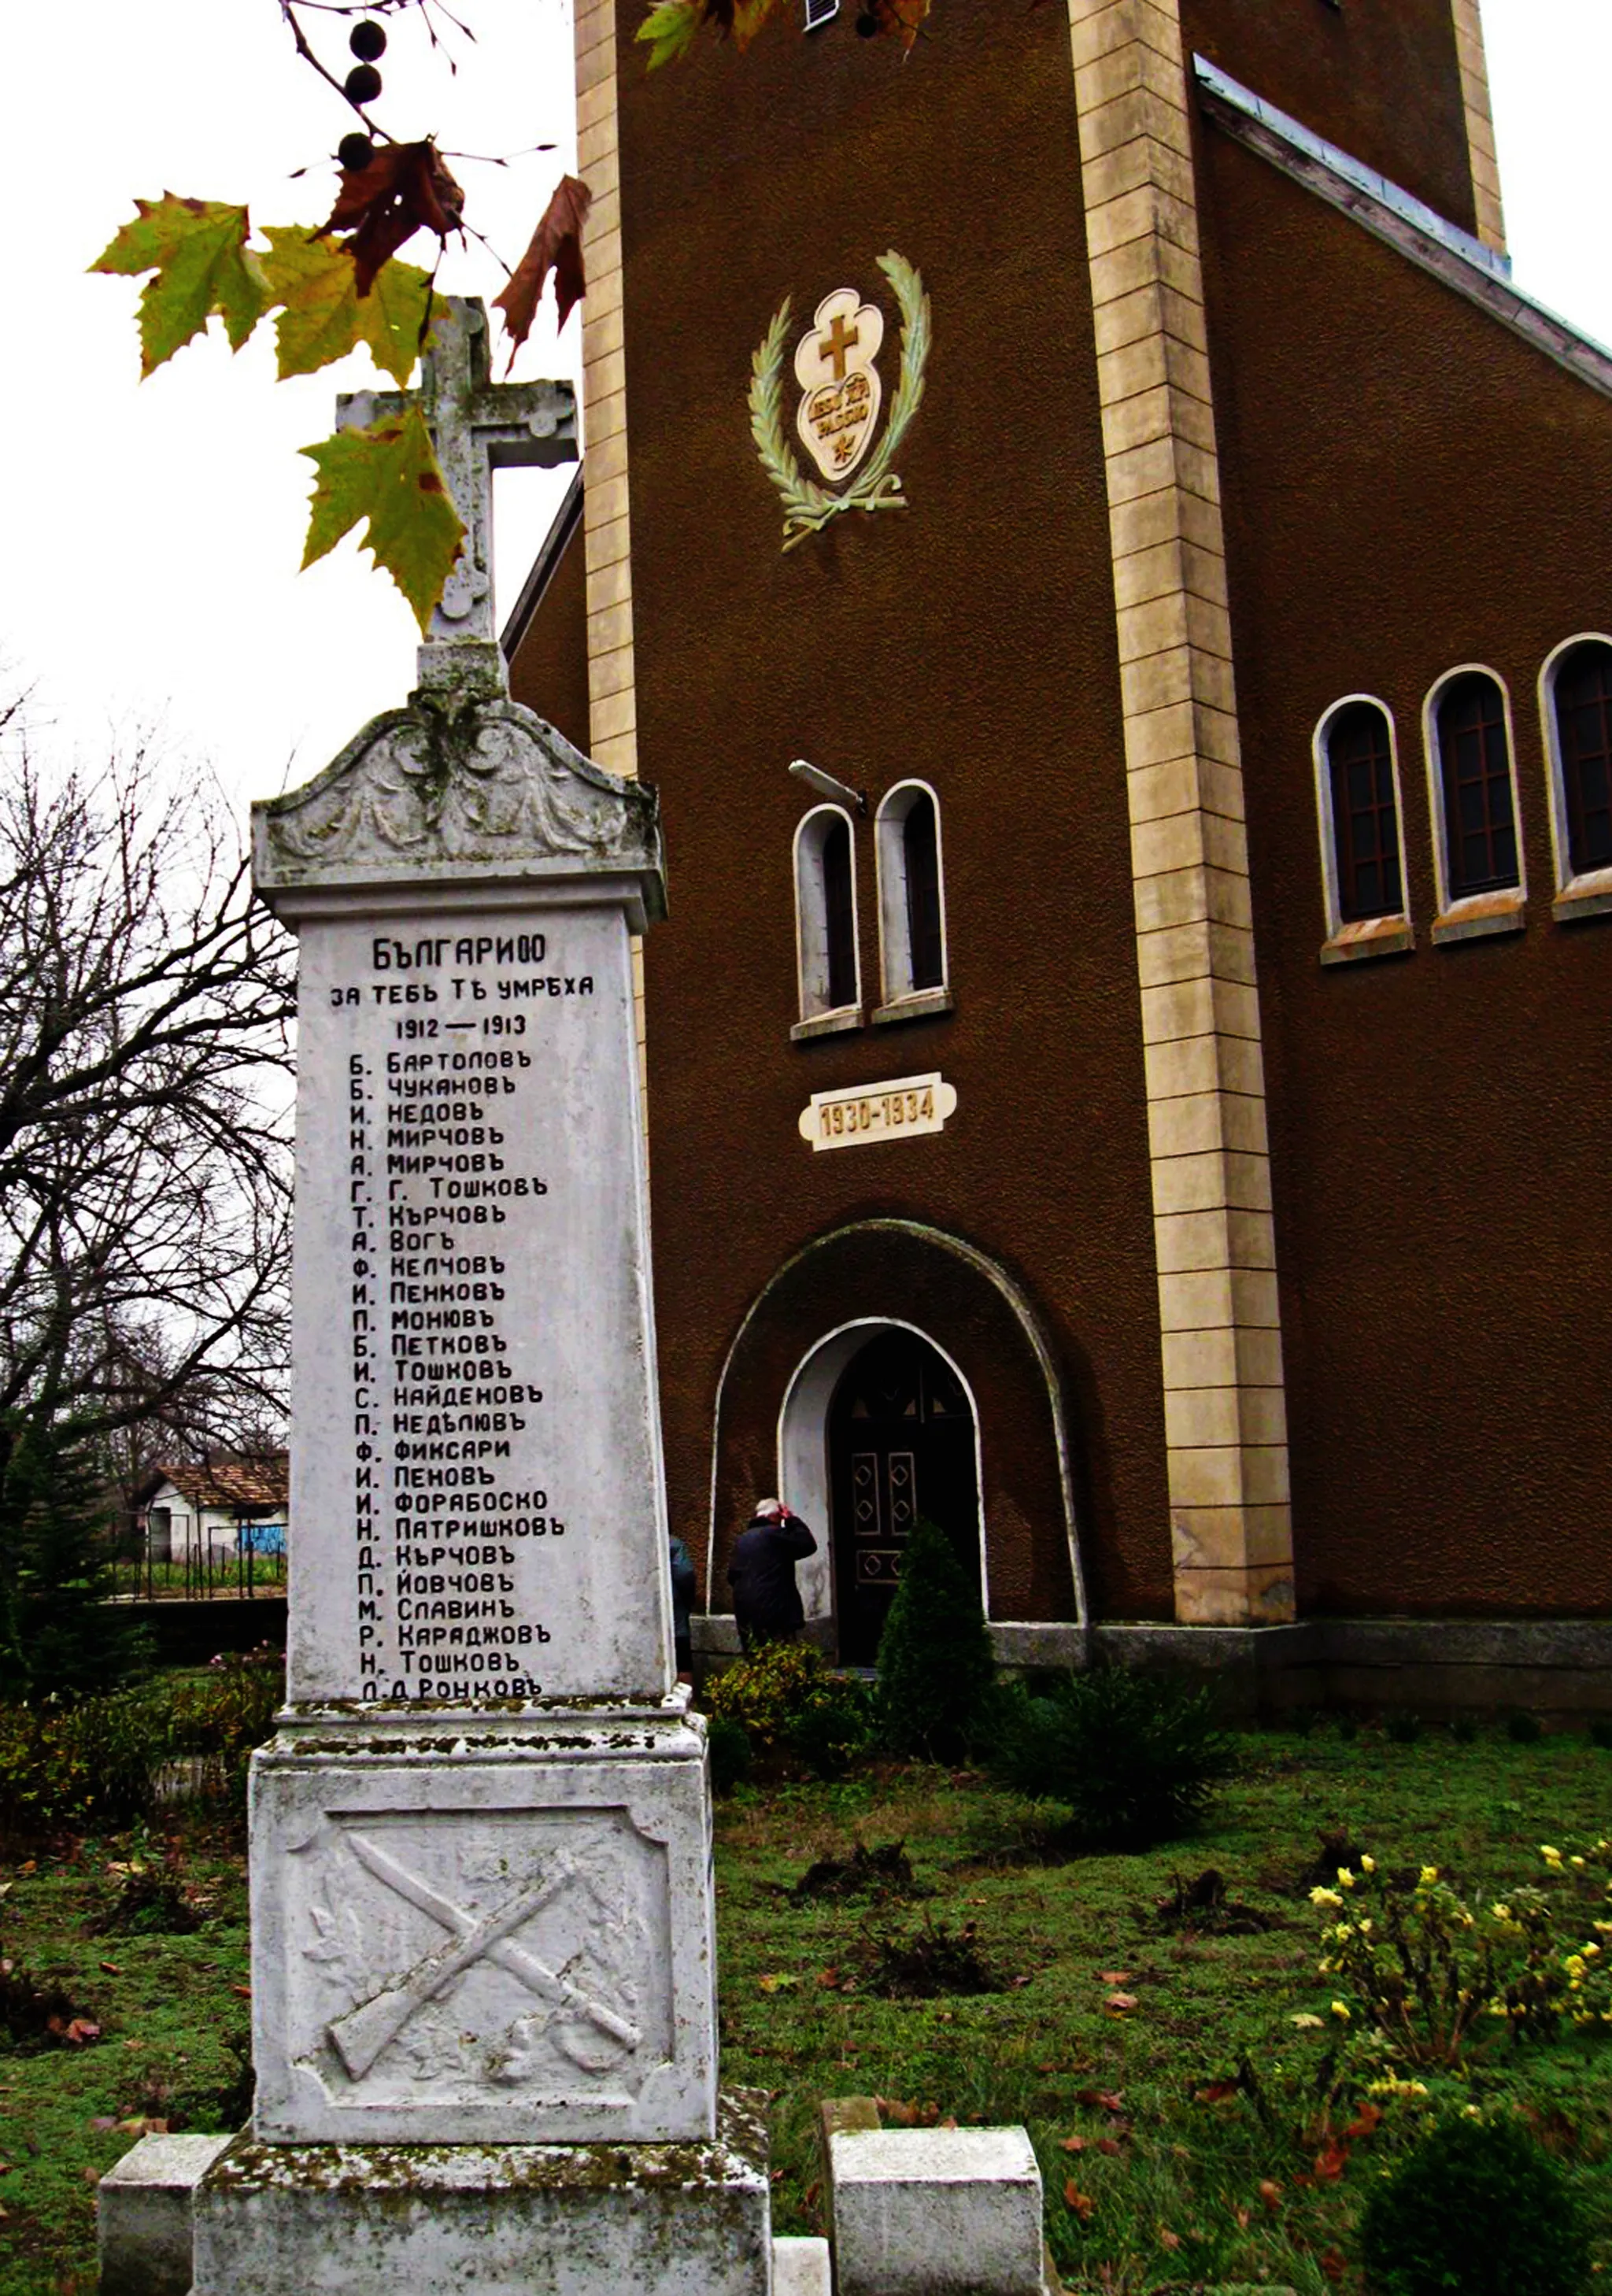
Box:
(111, 1537, 288, 1603)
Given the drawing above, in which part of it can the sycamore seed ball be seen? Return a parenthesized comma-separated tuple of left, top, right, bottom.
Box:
(338, 131, 375, 173)
(349, 19, 387, 61)
(345, 61, 383, 104)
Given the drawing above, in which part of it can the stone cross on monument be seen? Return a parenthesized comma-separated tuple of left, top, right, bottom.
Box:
(338, 298, 577, 658)
(97, 298, 780, 2296)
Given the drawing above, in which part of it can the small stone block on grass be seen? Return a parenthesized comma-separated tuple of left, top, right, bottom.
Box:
(828, 2125, 1045, 2296)
(98, 2131, 235, 2296)
(773, 2235, 832, 2296)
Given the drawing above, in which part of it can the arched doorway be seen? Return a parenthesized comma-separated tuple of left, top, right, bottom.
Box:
(828, 1328, 981, 1664)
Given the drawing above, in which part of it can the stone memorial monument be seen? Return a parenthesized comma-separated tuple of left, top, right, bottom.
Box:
(113, 298, 777, 2295)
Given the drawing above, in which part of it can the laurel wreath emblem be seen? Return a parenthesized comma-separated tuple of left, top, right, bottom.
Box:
(749, 251, 931, 553)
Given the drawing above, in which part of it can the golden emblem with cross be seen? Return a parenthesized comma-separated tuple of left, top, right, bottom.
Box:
(749, 253, 931, 551)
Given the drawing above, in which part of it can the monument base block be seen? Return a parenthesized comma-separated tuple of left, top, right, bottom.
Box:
(189, 2091, 772, 2296)
(250, 1704, 716, 2146)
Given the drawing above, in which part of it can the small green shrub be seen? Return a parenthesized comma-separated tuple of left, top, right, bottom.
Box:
(702, 1642, 872, 1777)
(0, 1687, 172, 1834)
(1359, 2114, 1589, 2296)
(1451, 1714, 1480, 1743)
(0, 1645, 285, 1834)
(1312, 1840, 1612, 2065)
(983, 1663, 1235, 1850)
(704, 1712, 752, 1795)
(1386, 1711, 1423, 1744)
(874, 1517, 994, 1760)
(1588, 1715, 1612, 1751)
(1507, 1709, 1544, 1744)
(169, 1644, 283, 1802)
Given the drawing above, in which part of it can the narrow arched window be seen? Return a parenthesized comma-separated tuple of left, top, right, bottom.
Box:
(793, 805, 861, 1026)
(902, 796, 944, 989)
(1551, 640, 1612, 878)
(1326, 701, 1403, 921)
(875, 782, 950, 1012)
(1435, 671, 1518, 898)
(822, 817, 856, 1009)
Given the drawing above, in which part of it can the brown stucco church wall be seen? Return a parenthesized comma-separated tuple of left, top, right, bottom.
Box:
(1196, 129, 1612, 1618)
(507, 520, 593, 759)
(1181, 0, 1476, 238)
(611, 2, 1174, 1621)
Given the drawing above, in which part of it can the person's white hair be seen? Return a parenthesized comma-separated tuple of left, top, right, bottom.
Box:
(752, 1497, 786, 1519)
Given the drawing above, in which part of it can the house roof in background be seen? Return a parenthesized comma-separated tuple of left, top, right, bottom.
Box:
(141, 1455, 290, 1512)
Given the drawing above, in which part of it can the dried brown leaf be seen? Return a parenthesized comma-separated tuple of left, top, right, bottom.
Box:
(494, 176, 593, 360)
(320, 140, 465, 297)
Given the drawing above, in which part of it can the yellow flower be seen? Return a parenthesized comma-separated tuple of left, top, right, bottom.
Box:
(1310, 1887, 1344, 1909)
(1571, 1856, 1587, 1869)
(1492, 1903, 1513, 1921)
(1361, 1855, 1377, 1873)
(1330, 2001, 1351, 2021)
(1419, 1865, 1440, 1886)
(1290, 2013, 1325, 2029)
(1337, 1869, 1356, 1889)
(1541, 1845, 1564, 1867)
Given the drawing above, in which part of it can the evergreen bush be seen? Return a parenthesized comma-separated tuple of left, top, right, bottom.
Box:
(1359, 2114, 1590, 2296)
(983, 1662, 1234, 1850)
(0, 1418, 151, 1702)
(873, 1516, 995, 1760)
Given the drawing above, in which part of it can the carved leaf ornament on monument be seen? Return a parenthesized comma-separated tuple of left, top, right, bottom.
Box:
(749, 250, 930, 551)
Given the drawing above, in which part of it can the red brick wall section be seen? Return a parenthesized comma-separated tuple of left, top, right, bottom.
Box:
(1197, 131, 1612, 1616)
(1181, 0, 1477, 238)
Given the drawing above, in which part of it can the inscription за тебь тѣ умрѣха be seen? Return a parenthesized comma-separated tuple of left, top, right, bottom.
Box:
(290, 911, 667, 1705)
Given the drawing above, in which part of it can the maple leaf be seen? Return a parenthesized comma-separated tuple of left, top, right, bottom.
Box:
(90, 195, 267, 376)
(494, 177, 593, 363)
(320, 141, 466, 298)
(635, 0, 783, 63)
(636, 0, 704, 67)
(1313, 2137, 1351, 2183)
(1063, 2183, 1095, 2222)
(259, 231, 440, 387)
(300, 405, 464, 632)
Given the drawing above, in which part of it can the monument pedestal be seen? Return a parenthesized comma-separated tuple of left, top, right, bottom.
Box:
(249, 1700, 716, 2147)
(189, 2092, 773, 2296)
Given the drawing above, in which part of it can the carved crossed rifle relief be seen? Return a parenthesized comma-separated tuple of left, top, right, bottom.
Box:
(294, 1809, 664, 2103)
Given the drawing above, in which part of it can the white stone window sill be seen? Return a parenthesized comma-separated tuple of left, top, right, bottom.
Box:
(1430, 889, 1525, 946)
(1319, 915, 1414, 967)
(871, 986, 955, 1026)
(790, 1005, 863, 1043)
(1552, 867, 1612, 924)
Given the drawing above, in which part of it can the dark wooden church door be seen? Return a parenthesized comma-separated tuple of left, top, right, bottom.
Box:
(827, 1329, 981, 1666)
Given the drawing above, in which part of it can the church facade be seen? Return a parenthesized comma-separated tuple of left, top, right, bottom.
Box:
(508, 0, 1612, 1701)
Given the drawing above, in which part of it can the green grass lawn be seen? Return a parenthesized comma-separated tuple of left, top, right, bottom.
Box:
(0, 1723, 1606, 2294)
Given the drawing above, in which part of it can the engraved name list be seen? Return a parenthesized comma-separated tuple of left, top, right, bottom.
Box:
(289, 904, 667, 1708)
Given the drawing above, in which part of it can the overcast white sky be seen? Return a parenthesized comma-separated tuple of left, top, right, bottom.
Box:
(2, 0, 1610, 815)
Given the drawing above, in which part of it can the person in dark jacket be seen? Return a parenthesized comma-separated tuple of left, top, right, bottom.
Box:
(727, 1498, 816, 1655)
(668, 1533, 697, 1677)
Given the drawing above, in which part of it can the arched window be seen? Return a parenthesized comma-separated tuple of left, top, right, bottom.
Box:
(1431, 669, 1520, 901)
(875, 782, 951, 1016)
(1542, 636, 1612, 893)
(1325, 702, 1403, 919)
(793, 805, 861, 1032)
(1311, 698, 1410, 961)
